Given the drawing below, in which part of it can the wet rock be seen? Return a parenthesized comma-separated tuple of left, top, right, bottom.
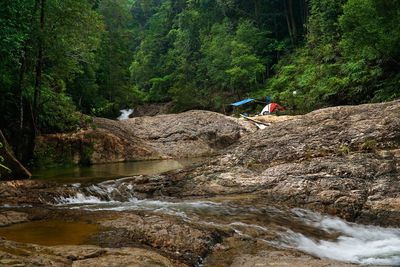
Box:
(203, 235, 358, 267)
(0, 180, 76, 206)
(229, 251, 357, 267)
(0, 211, 28, 226)
(218, 101, 400, 223)
(34, 129, 156, 166)
(0, 239, 176, 267)
(99, 212, 226, 266)
(71, 247, 177, 267)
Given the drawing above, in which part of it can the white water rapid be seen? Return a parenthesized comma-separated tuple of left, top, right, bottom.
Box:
(54, 182, 400, 266)
(281, 209, 400, 265)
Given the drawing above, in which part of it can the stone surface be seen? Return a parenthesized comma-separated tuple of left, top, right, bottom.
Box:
(230, 100, 400, 167)
(98, 212, 226, 266)
(0, 211, 29, 226)
(95, 110, 250, 159)
(0, 239, 177, 267)
(229, 251, 356, 267)
(131, 102, 174, 117)
(36, 110, 251, 165)
(113, 100, 400, 224)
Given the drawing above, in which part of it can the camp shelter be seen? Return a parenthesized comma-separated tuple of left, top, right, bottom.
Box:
(229, 98, 263, 116)
(230, 98, 256, 107)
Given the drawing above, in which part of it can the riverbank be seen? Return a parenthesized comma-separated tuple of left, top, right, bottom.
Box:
(34, 110, 254, 167)
(0, 100, 399, 266)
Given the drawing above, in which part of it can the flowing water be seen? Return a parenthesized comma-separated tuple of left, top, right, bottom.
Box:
(117, 109, 134, 120)
(7, 160, 400, 265)
(51, 178, 400, 266)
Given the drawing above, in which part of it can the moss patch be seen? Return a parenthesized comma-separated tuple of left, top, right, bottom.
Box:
(33, 135, 95, 169)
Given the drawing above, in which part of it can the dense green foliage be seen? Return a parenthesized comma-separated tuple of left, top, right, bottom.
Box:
(128, 0, 300, 110)
(266, 0, 400, 112)
(0, 0, 398, 162)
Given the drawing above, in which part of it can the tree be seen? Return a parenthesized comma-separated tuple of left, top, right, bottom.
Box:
(0, 0, 103, 162)
(94, 0, 140, 116)
(226, 20, 266, 98)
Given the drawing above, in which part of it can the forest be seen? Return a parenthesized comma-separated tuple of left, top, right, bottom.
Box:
(0, 0, 399, 163)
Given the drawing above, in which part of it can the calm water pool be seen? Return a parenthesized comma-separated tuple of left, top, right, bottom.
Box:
(32, 158, 205, 184)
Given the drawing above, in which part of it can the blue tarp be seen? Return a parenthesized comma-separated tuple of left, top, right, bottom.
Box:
(230, 98, 255, 107)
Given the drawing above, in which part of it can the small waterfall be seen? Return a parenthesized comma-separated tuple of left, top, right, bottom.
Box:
(117, 109, 134, 120)
(55, 178, 138, 204)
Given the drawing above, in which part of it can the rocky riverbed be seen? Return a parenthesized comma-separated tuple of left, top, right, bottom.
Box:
(1, 100, 400, 266)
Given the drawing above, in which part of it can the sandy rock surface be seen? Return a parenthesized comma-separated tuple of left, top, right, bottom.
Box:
(36, 110, 251, 165)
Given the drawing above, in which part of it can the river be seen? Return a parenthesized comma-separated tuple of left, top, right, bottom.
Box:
(1, 159, 400, 266)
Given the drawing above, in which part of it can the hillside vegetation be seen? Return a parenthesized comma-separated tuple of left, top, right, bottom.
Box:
(0, 0, 399, 162)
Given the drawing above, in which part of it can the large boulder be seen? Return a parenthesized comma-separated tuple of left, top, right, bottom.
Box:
(35, 110, 252, 166)
(229, 100, 400, 166)
(95, 110, 251, 158)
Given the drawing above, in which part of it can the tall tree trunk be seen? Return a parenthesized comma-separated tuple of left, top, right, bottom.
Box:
(15, 54, 27, 161)
(33, 0, 45, 127)
(18, 0, 39, 132)
(27, 0, 46, 162)
(253, 0, 261, 25)
(17, 58, 26, 130)
(15, 0, 39, 162)
(300, 0, 308, 32)
(288, 0, 297, 41)
(284, 0, 294, 44)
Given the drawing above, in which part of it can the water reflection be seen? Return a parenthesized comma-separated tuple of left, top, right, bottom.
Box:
(0, 220, 99, 246)
(32, 158, 204, 184)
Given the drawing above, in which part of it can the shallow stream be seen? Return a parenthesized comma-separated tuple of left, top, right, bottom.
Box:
(54, 188, 400, 266)
(3, 160, 400, 266)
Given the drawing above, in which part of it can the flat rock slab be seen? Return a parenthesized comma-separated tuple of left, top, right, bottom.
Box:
(98, 212, 226, 266)
(0, 240, 177, 267)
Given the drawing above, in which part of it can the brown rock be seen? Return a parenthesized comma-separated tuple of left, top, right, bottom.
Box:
(136, 100, 400, 225)
(36, 110, 250, 165)
(94, 110, 250, 159)
(0, 239, 176, 267)
(230, 251, 357, 267)
(99, 212, 225, 266)
(0, 211, 29, 226)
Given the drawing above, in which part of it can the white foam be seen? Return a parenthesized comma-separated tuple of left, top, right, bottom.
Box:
(283, 211, 400, 265)
(56, 193, 109, 204)
(53, 187, 400, 266)
(117, 109, 134, 120)
(55, 191, 219, 212)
